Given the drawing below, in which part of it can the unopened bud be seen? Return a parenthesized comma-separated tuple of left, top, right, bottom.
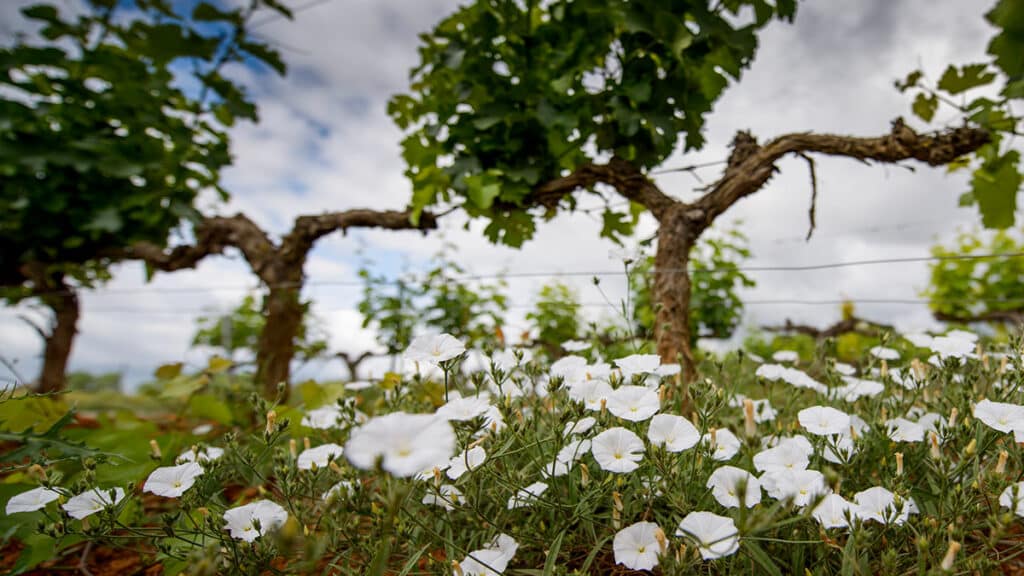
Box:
(996, 450, 1009, 475)
(289, 439, 297, 460)
(329, 461, 344, 476)
(600, 398, 607, 416)
(948, 407, 958, 429)
(709, 428, 718, 452)
(654, 527, 667, 553)
(149, 439, 162, 460)
(930, 432, 942, 460)
(743, 399, 756, 438)
(27, 464, 47, 482)
(452, 561, 464, 576)
(940, 540, 961, 571)
(880, 359, 889, 379)
(965, 438, 977, 457)
(612, 491, 623, 512)
(579, 462, 590, 488)
(911, 358, 926, 381)
(676, 543, 687, 562)
(895, 452, 904, 476)
(266, 411, 277, 435)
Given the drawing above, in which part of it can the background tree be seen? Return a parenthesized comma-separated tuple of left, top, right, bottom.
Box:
(526, 281, 583, 358)
(128, 210, 438, 400)
(925, 228, 1024, 326)
(192, 293, 329, 370)
(0, 0, 292, 392)
(896, 0, 1023, 230)
(390, 0, 989, 410)
(358, 244, 508, 367)
(629, 224, 754, 344)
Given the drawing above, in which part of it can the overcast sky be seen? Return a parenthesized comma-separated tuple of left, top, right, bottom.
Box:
(0, 0, 1012, 389)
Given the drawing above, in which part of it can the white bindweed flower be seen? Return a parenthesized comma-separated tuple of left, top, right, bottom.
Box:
(614, 354, 661, 379)
(143, 462, 204, 498)
(447, 446, 487, 479)
(999, 482, 1024, 517)
(5, 487, 61, 514)
(436, 394, 492, 421)
(550, 355, 588, 379)
(404, 333, 466, 365)
(544, 439, 591, 477)
(490, 348, 533, 371)
(345, 412, 456, 478)
(870, 346, 900, 360)
(297, 443, 345, 471)
(762, 434, 815, 456)
(832, 377, 885, 402)
(591, 427, 645, 473)
(562, 340, 591, 352)
(753, 443, 810, 473)
(62, 487, 125, 520)
(904, 332, 934, 348)
(946, 329, 978, 342)
(647, 414, 701, 452)
(567, 379, 613, 411)
(460, 533, 518, 576)
(707, 466, 762, 508)
(886, 418, 925, 443)
(833, 362, 856, 376)
(758, 365, 827, 393)
(654, 364, 681, 378)
(798, 406, 851, 436)
(422, 484, 464, 511)
(507, 481, 548, 509)
(480, 405, 506, 436)
(772, 350, 799, 363)
(614, 521, 665, 571)
(223, 500, 288, 542)
(301, 405, 343, 430)
(822, 435, 857, 465)
(675, 511, 740, 560)
(322, 481, 357, 501)
(703, 428, 742, 461)
(563, 417, 596, 437)
(929, 336, 976, 361)
(853, 487, 916, 525)
(974, 399, 1024, 434)
(813, 493, 853, 529)
(176, 446, 224, 464)
(606, 385, 660, 422)
(760, 469, 828, 506)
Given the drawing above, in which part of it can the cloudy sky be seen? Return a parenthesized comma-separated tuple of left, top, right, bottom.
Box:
(0, 0, 1010, 389)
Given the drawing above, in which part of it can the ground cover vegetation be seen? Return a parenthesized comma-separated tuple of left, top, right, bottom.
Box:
(3, 0, 1024, 574)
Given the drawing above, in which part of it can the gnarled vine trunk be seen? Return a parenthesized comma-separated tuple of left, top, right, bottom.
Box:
(35, 275, 79, 394)
(255, 284, 303, 401)
(652, 207, 700, 412)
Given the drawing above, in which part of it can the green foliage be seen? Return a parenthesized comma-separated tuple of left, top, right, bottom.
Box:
(390, 0, 796, 247)
(9, 334, 1024, 574)
(897, 0, 1023, 229)
(358, 246, 508, 354)
(0, 0, 289, 289)
(192, 293, 329, 364)
(526, 281, 583, 354)
(66, 370, 122, 394)
(925, 227, 1024, 323)
(630, 225, 755, 343)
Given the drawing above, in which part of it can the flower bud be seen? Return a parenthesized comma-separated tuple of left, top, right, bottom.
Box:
(266, 411, 277, 436)
(149, 439, 162, 460)
(948, 407, 958, 429)
(965, 438, 977, 457)
(743, 399, 756, 438)
(996, 450, 1009, 475)
(940, 540, 961, 571)
(929, 432, 941, 460)
(895, 452, 904, 476)
(289, 439, 297, 460)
